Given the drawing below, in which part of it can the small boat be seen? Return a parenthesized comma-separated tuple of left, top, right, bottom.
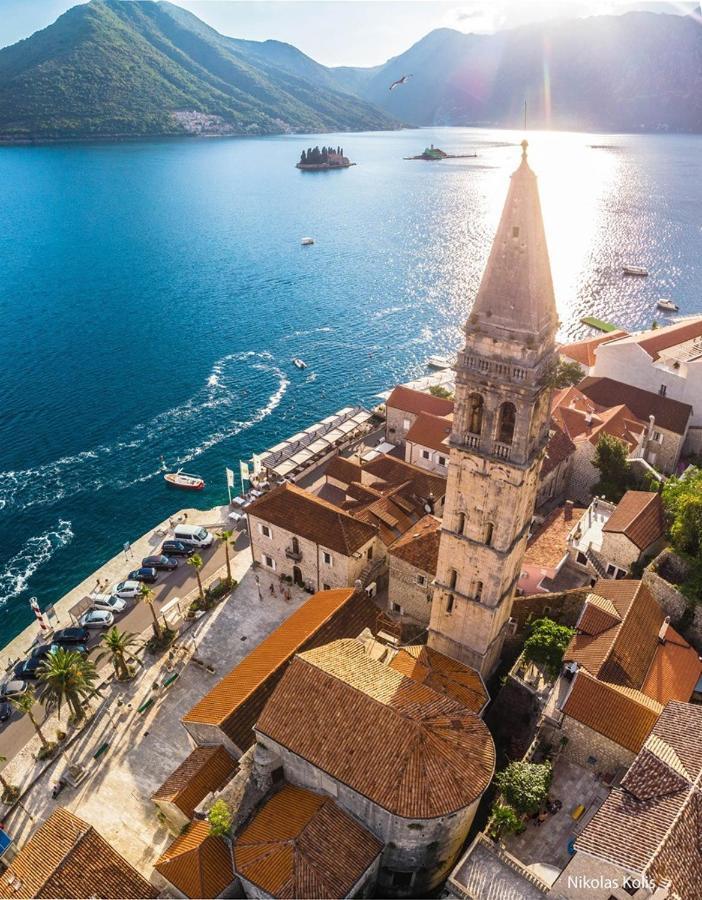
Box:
(300, 237, 315, 246)
(292, 357, 307, 369)
(164, 470, 205, 491)
(426, 355, 455, 370)
(657, 298, 679, 312)
(623, 265, 648, 276)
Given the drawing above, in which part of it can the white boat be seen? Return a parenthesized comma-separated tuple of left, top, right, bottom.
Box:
(300, 237, 315, 246)
(164, 470, 205, 491)
(426, 355, 455, 370)
(292, 357, 308, 369)
(622, 265, 648, 276)
(657, 298, 679, 312)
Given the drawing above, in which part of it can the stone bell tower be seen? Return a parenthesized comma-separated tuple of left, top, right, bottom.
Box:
(428, 141, 559, 677)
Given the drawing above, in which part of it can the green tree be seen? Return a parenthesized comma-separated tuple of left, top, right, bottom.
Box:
(495, 761, 552, 815)
(216, 529, 234, 584)
(37, 647, 99, 722)
(0, 756, 17, 800)
(593, 433, 633, 501)
(523, 618, 575, 679)
(662, 468, 702, 557)
(97, 627, 140, 681)
(188, 553, 205, 600)
(487, 803, 525, 840)
(11, 688, 48, 747)
(429, 384, 453, 399)
(208, 798, 232, 837)
(547, 358, 585, 389)
(140, 582, 162, 639)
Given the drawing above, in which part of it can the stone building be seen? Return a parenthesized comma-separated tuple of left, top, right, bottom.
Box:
(404, 411, 453, 475)
(519, 502, 589, 595)
(154, 821, 235, 899)
(536, 422, 576, 511)
(387, 514, 441, 626)
(384, 385, 454, 448)
(429, 141, 559, 677)
(151, 745, 238, 830)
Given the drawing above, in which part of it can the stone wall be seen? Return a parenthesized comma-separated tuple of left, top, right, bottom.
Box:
(509, 588, 588, 635)
(385, 406, 416, 447)
(643, 550, 702, 648)
(536, 453, 573, 512)
(558, 714, 636, 774)
(567, 443, 597, 505)
(388, 555, 433, 626)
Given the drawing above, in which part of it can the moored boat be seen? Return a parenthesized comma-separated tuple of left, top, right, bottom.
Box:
(623, 265, 648, 276)
(300, 237, 314, 246)
(656, 298, 679, 312)
(292, 357, 308, 369)
(426, 355, 455, 370)
(164, 470, 205, 491)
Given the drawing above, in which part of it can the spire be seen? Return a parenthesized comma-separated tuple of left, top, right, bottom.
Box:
(470, 140, 558, 342)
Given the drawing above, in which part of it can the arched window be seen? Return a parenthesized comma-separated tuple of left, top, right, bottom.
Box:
(474, 580, 483, 602)
(468, 393, 484, 436)
(484, 522, 494, 546)
(291, 536, 300, 554)
(446, 594, 454, 614)
(448, 568, 458, 590)
(456, 512, 466, 535)
(497, 401, 516, 445)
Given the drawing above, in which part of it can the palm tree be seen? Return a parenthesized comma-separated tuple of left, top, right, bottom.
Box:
(188, 553, 205, 600)
(216, 529, 234, 584)
(140, 582, 161, 639)
(11, 688, 48, 747)
(96, 627, 140, 680)
(37, 647, 99, 722)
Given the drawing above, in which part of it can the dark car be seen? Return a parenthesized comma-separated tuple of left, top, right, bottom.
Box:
(161, 540, 195, 557)
(128, 567, 158, 584)
(0, 680, 28, 700)
(142, 554, 178, 571)
(14, 643, 52, 680)
(0, 700, 11, 722)
(53, 627, 89, 646)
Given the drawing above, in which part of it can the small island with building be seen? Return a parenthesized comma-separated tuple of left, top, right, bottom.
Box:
(405, 143, 478, 161)
(296, 145, 355, 170)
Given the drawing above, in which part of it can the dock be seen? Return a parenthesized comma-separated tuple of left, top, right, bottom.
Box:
(580, 316, 619, 333)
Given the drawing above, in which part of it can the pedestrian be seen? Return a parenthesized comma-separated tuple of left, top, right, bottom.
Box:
(269, 583, 275, 596)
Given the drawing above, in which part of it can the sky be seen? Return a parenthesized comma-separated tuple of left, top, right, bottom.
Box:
(0, 0, 697, 66)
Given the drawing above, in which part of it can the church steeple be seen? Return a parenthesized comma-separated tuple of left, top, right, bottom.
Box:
(470, 140, 558, 343)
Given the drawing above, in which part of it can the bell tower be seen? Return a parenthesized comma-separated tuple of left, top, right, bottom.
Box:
(428, 141, 558, 677)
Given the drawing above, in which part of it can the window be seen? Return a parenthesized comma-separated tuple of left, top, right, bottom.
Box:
(421, 449, 430, 460)
(291, 536, 300, 554)
(417, 574, 426, 586)
(512, 226, 520, 238)
(260, 524, 271, 538)
(392, 602, 402, 614)
(323, 583, 331, 591)
(367, 546, 373, 560)
(438, 455, 446, 467)
(497, 401, 517, 445)
(467, 393, 484, 435)
(322, 551, 333, 566)
(263, 554, 275, 569)
(659, 384, 667, 396)
(623, 878, 639, 896)
(484, 522, 494, 546)
(457, 512, 466, 535)
(402, 417, 411, 430)
(576, 551, 588, 566)
(652, 430, 662, 443)
(446, 594, 454, 614)
(448, 568, 457, 590)
(474, 580, 483, 602)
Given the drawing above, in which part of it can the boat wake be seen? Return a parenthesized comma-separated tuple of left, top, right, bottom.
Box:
(0, 352, 288, 513)
(0, 520, 73, 608)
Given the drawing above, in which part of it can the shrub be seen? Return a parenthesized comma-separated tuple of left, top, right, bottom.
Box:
(429, 384, 453, 400)
(208, 799, 232, 837)
(495, 761, 552, 815)
(55, 730, 67, 742)
(488, 804, 525, 840)
(145, 627, 176, 653)
(593, 433, 634, 501)
(36, 742, 58, 761)
(523, 618, 575, 679)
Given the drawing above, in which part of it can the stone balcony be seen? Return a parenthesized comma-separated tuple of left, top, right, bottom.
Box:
(284, 546, 302, 561)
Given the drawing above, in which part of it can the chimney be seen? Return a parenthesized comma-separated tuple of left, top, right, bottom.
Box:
(658, 615, 671, 643)
(564, 500, 574, 521)
(648, 414, 656, 439)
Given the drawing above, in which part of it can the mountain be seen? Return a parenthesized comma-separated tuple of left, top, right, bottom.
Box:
(334, 12, 702, 132)
(0, 0, 397, 142)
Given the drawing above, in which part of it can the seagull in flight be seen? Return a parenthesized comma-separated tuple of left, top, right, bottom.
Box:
(389, 74, 413, 91)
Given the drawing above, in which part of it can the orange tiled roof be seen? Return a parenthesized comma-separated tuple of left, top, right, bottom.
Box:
(361, 454, 447, 501)
(182, 589, 378, 750)
(0, 808, 157, 899)
(234, 784, 382, 898)
(559, 330, 628, 367)
(623, 315, 702, 360)
(603, 491, 665, 551)
(562, 670, 662, 753)
(325, 455, 363, 485)
(155, 821, 233, 899)
(641, 624, 702, 706)
(579, 376, 692, 436)
(388, 514, 442, 575)
(523, 505, 584, 569)
(256, 639, 495, 819)
(152, 745, 237, 819)
(386, 385, 454, 418)
(405, 412, 453, 453)
(388, 644, 489, 714)
(551, 386, 646, 451)
(247, 483, 376, 555)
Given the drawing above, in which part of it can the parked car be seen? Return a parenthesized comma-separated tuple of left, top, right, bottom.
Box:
(173, 524, 214, 548)
(161, 540, 195, 557)
(111, 580, 143, 600)
(90, 593, 128, 614)
(0, 680, 28, 699)
(142, 554, 178, 571)
(128, 567, 158, 584)
(0, 700, 11, 722)
(13, 643, 52, 680)
(79, 609, 114, 629)
(53, 627, 89, 646)
(50, 643, 87, 656)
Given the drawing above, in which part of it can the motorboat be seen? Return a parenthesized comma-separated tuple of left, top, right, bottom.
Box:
(622, 265, 648, 276)
(164, 470, 205, 491)
(300, 237, 315, 246)
(656, 298, 679, 312)
(426, 355, 455, 370)
(292, 357, 308, 369)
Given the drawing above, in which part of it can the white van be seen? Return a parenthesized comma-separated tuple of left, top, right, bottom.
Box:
(173, 524, 214, 548)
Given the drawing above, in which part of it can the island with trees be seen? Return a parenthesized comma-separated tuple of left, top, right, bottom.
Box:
(404, 144, 478, 161)
(296, 145, 355, 170)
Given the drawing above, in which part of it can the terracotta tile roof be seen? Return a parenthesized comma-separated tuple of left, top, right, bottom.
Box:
(152, 745, 237, 819)
(234, 783, 382, 898)
(350, 491, 417, 546)
(247, 483, 377, 555)
(256, 639, 495, 819)
(386, 385, 454, 418)
(552, 387, 647, 451)
(559, 330, 629, 367)
(388, 645, 489, 714)
(576, 598, 621, 636)
(154, 821, 233, 899)
(182, 589, 378, 750)
(405, 412, 453, 453)
(575, 701, 702, 896)
(388, 514, 442, 575)
(562, 670, 662, 753)
(540, 423, 576, 478)
(618, 315, 702, 361)
(324, 455, 363, 485)
(0, 808, 157, 899)
(361, 454, 447, 503)
(603, 491, 666, 550)
(523, 505, 584, 569)
(579, 376, 692, 436)
(641, 624, 702, 706)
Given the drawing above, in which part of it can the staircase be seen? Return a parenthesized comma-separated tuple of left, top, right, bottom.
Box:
(585, 547, 608, 578)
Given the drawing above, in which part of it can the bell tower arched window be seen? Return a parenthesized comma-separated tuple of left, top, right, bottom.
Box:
(474, 580, 483, 602)
(468, 393, 484, 436)
(497, 402, 516, 445)
(456, 512, 466, 535)
(484, 522, 494, 546)
(448, 568, 458, 591)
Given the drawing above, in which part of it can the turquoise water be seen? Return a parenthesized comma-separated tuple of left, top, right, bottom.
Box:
(1, 127, 701, 642)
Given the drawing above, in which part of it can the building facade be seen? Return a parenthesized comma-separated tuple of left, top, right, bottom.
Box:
(429, 141, 559, 677)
